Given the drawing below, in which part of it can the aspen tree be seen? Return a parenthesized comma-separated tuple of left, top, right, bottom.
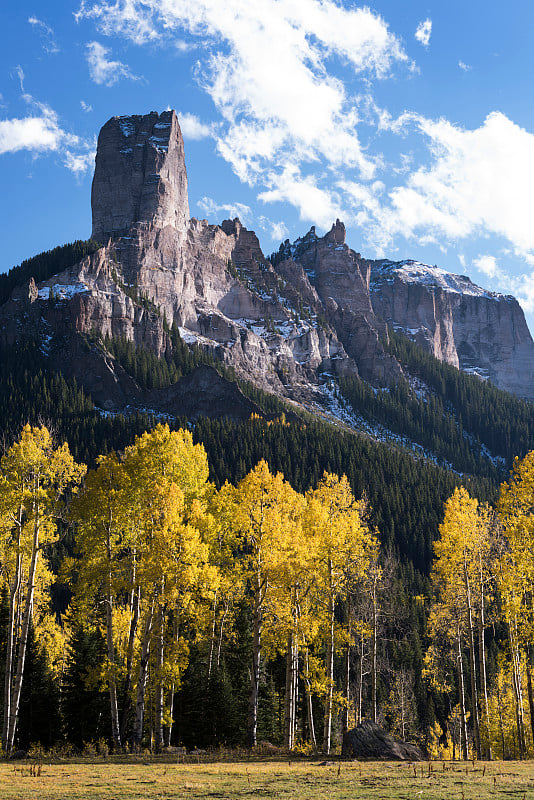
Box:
(121, 425, 214, 751)
(265, 493, 312, 750)
(431, 487, 495, 760)
(70, 452, 127, 752)
(222, 460, 302, 748)
(498, 450, 534, 748)
(0, 425, 85, 754)
(71, 425, 215, 751)
(304, 473, 376, 754)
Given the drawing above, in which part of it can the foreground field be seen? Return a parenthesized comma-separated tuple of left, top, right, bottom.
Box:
(0, 758, 533, 800)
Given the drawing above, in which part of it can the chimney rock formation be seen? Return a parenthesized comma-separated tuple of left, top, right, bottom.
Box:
(91, 110, 189, 243)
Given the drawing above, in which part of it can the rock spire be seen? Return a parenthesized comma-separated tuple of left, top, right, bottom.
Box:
(91, 110, 189, 243)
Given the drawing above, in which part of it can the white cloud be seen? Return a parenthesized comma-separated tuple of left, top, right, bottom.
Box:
(77, 0, 410, 216)
(458, 60, 471, 72)
(80, 100, 93, 112)
(0, 115, 63, 155)
(178, 112, 212, 140)
(197, 196, 252, 224)
(510, 272, 534, 312)
(415, 19, 432, 48)
(469, 256, 534, 312)
(258, 218, 288, 242)
(381, 112, 534, 261)
(86, 41, 138, 86)
(0, 103, 76, 155)
(64, 148, 96, 175)
(473, 255, 503, 280)
(0, 95, 94, 176)
(28, 16, 59, 53)
(259, 167, 343, 229)
(14, 65, 25, 92)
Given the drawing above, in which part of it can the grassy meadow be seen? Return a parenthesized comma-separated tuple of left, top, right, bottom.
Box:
(0, 757, 533, 800)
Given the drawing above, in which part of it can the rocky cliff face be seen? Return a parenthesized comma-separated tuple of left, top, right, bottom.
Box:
(91, 110, 189, 243)
(1, 108, 534, 419)
(370, 260, 534, 397)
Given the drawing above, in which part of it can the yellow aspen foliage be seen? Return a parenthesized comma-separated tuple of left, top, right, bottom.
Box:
(0, 424, 86, 753)
(427, 487, 497, 760)
(304, 472, 377, 754)
(219, 459, 304, 748)
(498, 451, 534, 647)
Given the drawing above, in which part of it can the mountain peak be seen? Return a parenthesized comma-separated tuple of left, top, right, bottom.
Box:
(91, 109, 189, 243)
(371, 259, 505, 300)
(325, 219, 346, 246)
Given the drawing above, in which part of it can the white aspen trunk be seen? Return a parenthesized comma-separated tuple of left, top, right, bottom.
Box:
(495, 679, 506, 759)
(207, 590, 218, 684)
(526, 651, 534, 747)
(456, 628, 468, 760)
(104, 508, 121, 753)
(371, 582, 378, 724)
(247, 576, 262, 748)
(477, 553, 492, 760)
(133, 600, 154, 750)
(463, 560, 481, 759)
(163, 612, 180, 748)
(2, 537, 21, 752)
(322, 559, 335, 754)
(342, 618, 351, 737)
(303, 649, 317, 752)
(216, 601, 229, 669)
(284, 631, 294, 750)
(292, 639, 298, 746)
(120, 583, 140, 742)
(163, 687, 174, 748)
(105, 585, 122, 751)
(509, 622, 526, 758)
(399, 681, 405, 740)
(477, 601, 492, 759)
(357, 631, 364, 726)
(154, 607, 165, 753)
(6, 504, 40, 754)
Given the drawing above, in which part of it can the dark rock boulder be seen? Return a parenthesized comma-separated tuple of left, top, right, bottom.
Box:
(342, 721, 424, 761)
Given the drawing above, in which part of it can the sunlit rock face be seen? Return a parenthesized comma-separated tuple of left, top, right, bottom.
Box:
(370, 260, 534, 398)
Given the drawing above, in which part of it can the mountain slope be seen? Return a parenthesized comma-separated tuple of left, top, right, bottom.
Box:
(1, 108, 534, 481)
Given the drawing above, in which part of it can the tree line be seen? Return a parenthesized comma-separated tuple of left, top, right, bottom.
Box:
(0, 423, 533, 758)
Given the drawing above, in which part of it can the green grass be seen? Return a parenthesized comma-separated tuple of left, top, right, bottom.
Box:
(1, 758, 533, 799)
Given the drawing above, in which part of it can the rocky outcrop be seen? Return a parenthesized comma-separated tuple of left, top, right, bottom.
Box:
(342, 721, 424, 761)
(91, 110, 189, 243)
(273, 222, 401, 386)
(370, 260, 534, 398)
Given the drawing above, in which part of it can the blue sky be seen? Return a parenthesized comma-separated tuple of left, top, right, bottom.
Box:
(3, 1, 534, 329)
